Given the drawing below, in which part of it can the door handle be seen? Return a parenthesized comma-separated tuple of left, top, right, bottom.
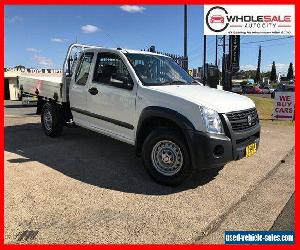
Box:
(88, 87, 99, 95)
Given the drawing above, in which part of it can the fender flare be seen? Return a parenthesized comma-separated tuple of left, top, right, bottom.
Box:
(135, 106, 196, 166)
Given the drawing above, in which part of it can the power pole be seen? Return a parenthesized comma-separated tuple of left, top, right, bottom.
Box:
(222, 35, 226, 87)
(215, 35, 218, 66)
(183, 5, 188, 71)
(203, 35, 207, 85)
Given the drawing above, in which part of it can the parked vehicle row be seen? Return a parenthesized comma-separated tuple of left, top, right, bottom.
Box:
(260, 86, 274, 94)
(231, 84, 275, 95)
(242, 85, 264, 94)
(271, 84, 295, 99)
(231, 84, 243, 94)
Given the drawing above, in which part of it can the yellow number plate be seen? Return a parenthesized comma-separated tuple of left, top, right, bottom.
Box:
(246, 143, 257, 157)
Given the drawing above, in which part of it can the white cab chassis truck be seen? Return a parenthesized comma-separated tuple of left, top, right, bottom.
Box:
(19, 44, 260, 185)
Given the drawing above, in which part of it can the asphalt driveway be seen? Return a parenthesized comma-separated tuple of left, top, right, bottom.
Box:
(4, 101, 295, 243)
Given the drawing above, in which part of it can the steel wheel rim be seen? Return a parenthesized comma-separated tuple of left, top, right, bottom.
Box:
(151, 140, 183, 176)
(43, 109, 53, 131)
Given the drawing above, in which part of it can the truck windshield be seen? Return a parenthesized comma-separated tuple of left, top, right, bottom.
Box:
(125, 53, 198, 86)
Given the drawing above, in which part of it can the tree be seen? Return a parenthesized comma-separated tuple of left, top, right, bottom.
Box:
(261, 71, 271, 79)
(270, 61, 277, 82)
(254, 45, 261, 83)
(287, 62, 294, 80)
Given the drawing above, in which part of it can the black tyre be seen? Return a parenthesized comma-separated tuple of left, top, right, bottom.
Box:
(41, 102, 64, 137)
(142, 127, 192, 186)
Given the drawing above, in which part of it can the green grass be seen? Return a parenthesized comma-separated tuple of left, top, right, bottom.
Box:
(247, 94, 294, 126)
(247, 94, 274, 120)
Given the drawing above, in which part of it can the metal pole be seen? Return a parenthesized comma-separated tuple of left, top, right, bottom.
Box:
(184, 5, 187, 58)
(222, 35, 226, 87)
(215, 35, 218, 66)
(203, 35, 207, 85)
(184, 5, 188, 71)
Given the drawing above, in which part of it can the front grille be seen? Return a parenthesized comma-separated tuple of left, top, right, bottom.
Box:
(226, 108, 259, 132)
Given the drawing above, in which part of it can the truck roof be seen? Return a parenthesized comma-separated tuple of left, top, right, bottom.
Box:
(83, 47, 168, 57)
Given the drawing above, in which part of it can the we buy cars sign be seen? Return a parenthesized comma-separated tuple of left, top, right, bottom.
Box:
(272, 92, 295, 120)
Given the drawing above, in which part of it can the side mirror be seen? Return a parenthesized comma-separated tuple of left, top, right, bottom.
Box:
(111, 75, 134, 90)
(123, 76, 134, 90)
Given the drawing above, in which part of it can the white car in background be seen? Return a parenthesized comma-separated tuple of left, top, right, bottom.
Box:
(232, 84, 243, 94)
(260, 86, 274, 94)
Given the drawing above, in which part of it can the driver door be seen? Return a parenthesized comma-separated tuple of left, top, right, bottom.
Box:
(87, 52, 136, 144)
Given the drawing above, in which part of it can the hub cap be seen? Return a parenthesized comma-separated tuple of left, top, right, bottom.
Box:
(43, 109, 53, 131)
(151, 140, 183, 176)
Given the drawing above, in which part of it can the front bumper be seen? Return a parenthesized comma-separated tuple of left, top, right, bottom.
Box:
(188, 117, 260, 170)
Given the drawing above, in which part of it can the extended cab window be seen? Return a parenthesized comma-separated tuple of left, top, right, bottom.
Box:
(93, 53, 133, 90)
(75, 53, 94, 85)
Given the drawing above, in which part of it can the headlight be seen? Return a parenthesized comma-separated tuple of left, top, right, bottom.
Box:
(200, 106, 224, 134)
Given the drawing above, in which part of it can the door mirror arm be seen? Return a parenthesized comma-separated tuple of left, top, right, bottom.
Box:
(110, 76, 134, 90)
(123, 77, 134, 90)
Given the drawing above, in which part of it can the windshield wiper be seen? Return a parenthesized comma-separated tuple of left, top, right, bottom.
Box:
(191, 80, 201, 85)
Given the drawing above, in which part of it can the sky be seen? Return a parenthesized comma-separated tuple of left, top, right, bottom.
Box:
(5, 5, 295, 74)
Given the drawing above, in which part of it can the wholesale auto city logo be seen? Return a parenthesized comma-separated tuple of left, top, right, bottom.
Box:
(204, 5, 295, 35)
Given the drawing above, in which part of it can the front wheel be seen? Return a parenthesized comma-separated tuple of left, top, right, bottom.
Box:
(41, 102, 64, 137)
(142, 128, 192, 186)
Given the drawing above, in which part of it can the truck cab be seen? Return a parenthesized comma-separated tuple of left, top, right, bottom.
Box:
(20, 44, 261, 185)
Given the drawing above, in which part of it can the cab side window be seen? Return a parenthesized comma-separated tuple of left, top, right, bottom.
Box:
(93, 53, 133, 90)
(75, 53, 94, 85)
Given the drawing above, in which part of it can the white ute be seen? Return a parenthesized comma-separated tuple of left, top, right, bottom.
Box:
(19, 44, 261, 185)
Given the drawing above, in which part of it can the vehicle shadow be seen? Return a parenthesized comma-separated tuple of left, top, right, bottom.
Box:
(5, 122, 222, 195)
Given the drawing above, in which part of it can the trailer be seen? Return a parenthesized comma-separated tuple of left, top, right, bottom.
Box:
(19, 75, 62, 102)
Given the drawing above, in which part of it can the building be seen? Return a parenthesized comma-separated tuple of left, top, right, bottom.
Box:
(188, 67, 202, 78)
(4, 71, 21, 100)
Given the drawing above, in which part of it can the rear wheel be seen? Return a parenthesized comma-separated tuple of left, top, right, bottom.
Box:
(41, 102, 64, 137)
(142, 127, 192, 185)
